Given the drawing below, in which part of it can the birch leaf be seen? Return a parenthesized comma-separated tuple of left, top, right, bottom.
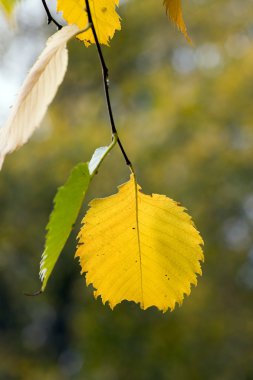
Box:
(0, 24, 79, 170)
(76, 175, 204, 312)
(40, 163, 90, 291)
(164, 0, 190, 41)
(40, 142, 114, 291)
(57, 0, 121, 46)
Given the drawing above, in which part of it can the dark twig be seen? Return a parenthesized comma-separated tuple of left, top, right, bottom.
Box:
(84, 0, 133, 168)
(41, 0, 62, 30)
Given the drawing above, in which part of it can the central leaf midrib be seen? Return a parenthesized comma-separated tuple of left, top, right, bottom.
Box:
(132, 175, 144, 308)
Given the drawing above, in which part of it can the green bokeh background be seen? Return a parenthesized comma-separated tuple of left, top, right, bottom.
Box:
(1, 0, 253, 379)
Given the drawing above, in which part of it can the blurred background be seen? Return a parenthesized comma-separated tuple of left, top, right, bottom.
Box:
(1, 0, 253, 379)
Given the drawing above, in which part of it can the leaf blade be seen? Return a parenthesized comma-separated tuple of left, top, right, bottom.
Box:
(0, 24, 79, 170)
(40, 162, 90, 291)
(57, 0, 121, 46)
(164, 0, 190, 41)
(76, 175, 204, 312)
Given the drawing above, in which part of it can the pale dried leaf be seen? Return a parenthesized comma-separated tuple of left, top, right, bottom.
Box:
(0, 24, 79, 169)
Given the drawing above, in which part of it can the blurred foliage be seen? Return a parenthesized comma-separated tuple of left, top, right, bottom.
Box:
(1, 0, 253, 379)
(0, 0, 17, 16)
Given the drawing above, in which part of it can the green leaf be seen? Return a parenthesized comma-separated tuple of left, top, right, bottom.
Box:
(40, 162, 90, 291)
(39, 139, 117, 292)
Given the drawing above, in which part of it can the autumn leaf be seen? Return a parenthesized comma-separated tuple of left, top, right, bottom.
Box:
(57, 0, 121, 46)
(76, 174, 204, 312)
(164, 0, 190, 41)
(0, 24, 81, 170)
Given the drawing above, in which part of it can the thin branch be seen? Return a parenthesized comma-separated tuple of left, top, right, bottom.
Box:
(84, 0, 133, 168)
(41, 0, 62, 30)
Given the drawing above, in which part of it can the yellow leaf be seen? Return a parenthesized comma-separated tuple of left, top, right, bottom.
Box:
(76, 175, 204, 312)
(164, 0, 190, 42)
(57, 0, 121, 46)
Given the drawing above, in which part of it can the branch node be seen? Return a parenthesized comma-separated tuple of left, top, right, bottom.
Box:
(41, 0, 63, 30)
